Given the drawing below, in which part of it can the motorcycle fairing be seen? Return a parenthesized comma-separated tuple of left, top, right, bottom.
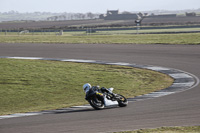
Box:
(104, 95, 118, 107)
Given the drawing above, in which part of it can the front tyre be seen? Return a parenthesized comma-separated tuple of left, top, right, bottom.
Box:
(89, 96, 104, 110)
(117, 94, 128, 107)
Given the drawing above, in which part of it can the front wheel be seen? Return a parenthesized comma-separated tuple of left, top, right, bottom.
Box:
(89, 96, 104, 110)
(117, 94, 128, 107)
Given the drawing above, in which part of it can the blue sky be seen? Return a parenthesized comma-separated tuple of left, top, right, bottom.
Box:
(0, 0, 199, 13)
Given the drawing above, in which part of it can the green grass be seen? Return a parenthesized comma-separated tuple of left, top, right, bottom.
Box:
(1, 27, 200, 45)
(96, 28, 200, 34)
(0, 33, 200, 44)
(116, 126, 200, 133)
(0, 58, 173, 115)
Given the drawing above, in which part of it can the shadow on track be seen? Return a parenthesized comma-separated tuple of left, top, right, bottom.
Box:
(42, 106, 120, 115)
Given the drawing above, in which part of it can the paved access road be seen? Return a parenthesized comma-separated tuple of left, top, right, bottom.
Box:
(0, 43, 200, 133)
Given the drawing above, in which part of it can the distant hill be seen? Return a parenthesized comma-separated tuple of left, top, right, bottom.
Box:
(131, 8, 200, 15)
(0, 11, 59, 22)
(0, 11, 100, 22)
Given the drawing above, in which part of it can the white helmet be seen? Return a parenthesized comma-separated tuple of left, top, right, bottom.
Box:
(83, 83, 91, 93)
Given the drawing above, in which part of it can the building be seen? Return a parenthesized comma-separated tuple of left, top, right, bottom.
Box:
(100, 10, 138, 20)
(186, 12, 196, 17)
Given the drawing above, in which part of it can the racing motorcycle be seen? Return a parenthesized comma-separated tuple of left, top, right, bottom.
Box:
(85, 86, 128, 110)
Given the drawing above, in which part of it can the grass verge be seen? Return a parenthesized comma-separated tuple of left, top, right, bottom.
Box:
(0, 58, 173, 115)
(0, 33, 200, 44)
(116, 126, 200, 133)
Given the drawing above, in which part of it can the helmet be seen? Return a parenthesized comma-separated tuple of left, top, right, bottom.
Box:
(83, 83, 91, 93)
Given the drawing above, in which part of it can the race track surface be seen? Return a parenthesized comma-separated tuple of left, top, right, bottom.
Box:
(0, 43, 200, 133)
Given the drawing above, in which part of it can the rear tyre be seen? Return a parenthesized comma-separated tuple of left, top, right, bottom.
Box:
(89, 96, 104, 110)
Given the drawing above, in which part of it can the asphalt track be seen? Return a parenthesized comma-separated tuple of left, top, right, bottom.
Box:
(0, 43, 200, 133)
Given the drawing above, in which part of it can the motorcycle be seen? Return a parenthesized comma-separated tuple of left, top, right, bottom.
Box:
(85, 86, 128, 110)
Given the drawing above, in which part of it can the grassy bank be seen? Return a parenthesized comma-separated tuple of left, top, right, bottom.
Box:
(116, 126, 200, 133)
(0, 33, 200, 44)
(0, 59, 173, 115)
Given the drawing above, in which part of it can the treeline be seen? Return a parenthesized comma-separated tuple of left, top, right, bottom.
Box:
(0, 11, 100, 22)
(47, 12, 100, 21)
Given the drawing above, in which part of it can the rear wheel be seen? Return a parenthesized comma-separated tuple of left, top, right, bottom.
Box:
(117, 94, 128, 107)
(89, 96, 104, 110)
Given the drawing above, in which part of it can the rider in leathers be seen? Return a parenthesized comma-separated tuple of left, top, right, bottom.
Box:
(83, 83, 115, 100)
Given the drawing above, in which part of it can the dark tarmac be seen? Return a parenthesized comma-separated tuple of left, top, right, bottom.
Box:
(0, 43, 200, 133)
